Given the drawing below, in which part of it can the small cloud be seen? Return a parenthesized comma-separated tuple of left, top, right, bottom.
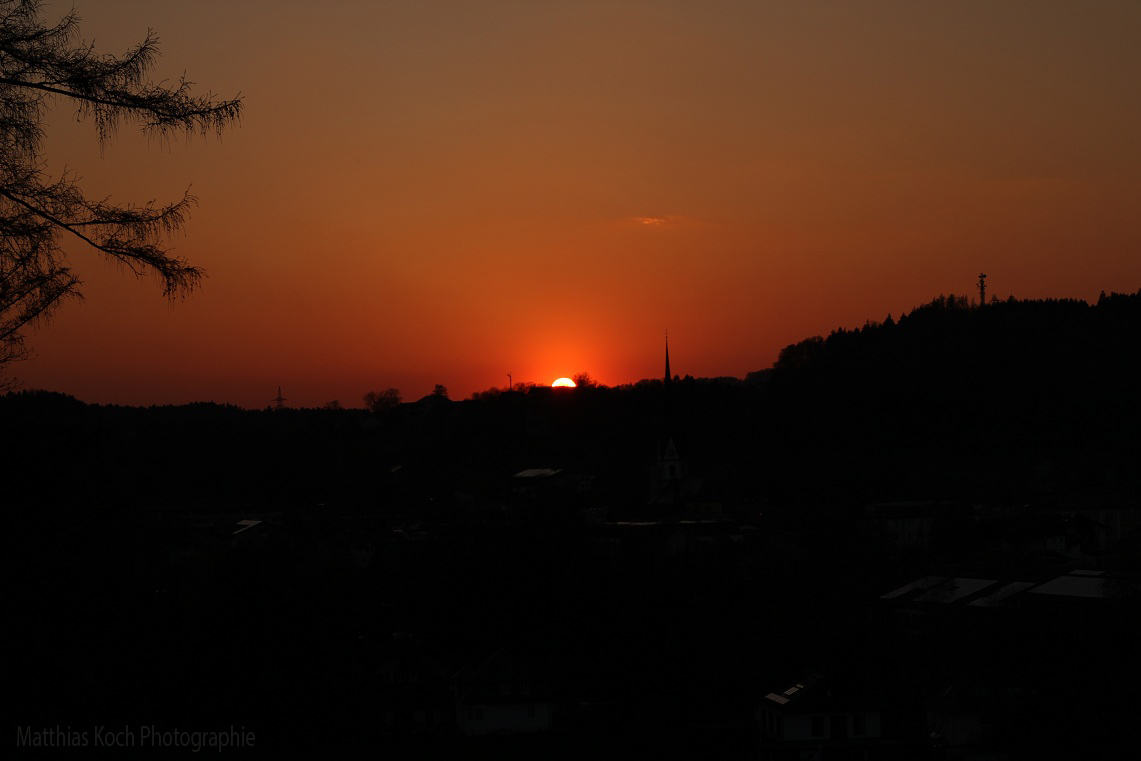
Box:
(629, 214, 690, 227)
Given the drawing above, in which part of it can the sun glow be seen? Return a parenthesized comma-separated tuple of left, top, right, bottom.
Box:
(552, 377, 576, 387)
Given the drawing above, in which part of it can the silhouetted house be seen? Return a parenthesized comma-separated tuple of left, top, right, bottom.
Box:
(872, 568, 1140, 713)
(1019, 497, 1141, 560)
(145, 502, 287, 578)
(885, 577, 1000, 606)
(513, 468, 561, 479)
(454, 648, 554, 736)
(869, 575, 1037, 694)
(371, 647, 454, 736)
(410, 392, 454, 412)
(401, 392, 455, 438)
(508, 468, 564, 500)
(595, 517, 741, 575)
(874, 576, 1000, 637)
(877, 569, 1139, 628)
(1015, 569, 1140, 633)
(228, 518, 267, 549)
(757, 674, 888, 760)
(926, 671, 1037, 758)
(979, 506, 1068, 560)
(864, 501, 976, 552)
(147, 500, 283, 532)
(1062, 504, 1141, 558)
(660, 520, 741, 567)
(503, 466, 603, 525)
(310, 530, 374, 572)
(653, 436, 684, 495)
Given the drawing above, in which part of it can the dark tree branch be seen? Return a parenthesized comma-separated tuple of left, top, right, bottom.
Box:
(1, 0, 241, 382)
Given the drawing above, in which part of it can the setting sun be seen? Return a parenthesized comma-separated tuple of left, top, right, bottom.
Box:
(551, 377, 576, 388)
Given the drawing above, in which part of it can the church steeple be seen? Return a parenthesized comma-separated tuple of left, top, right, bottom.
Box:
(662, 332, 673, 430)
(651, 332, 681, 505)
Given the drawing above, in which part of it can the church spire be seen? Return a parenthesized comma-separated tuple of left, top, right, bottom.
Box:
(654, 331, 681, 502)
(662, 331, 674, 436)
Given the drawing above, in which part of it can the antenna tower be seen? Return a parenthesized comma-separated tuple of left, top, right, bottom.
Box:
(978, 273, 987, 307)
(272, 386, 286, 410)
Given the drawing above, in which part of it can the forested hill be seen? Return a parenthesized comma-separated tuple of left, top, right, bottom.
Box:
(748, 290, 1140, 501)
(2, 291, 1137, 508)
(768, 290, 1139, 380)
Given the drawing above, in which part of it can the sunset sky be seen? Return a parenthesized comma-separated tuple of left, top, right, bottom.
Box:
(13, 0, 1141, 408)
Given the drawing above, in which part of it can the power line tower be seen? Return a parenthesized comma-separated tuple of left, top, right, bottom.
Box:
(271, 386, 286, 410)
(978, 273, 987, 307)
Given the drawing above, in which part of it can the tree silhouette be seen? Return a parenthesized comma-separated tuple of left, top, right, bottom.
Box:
(0, 0, 242, 386)
(572, 371, 597, 388)
(363, 388, 401, 413)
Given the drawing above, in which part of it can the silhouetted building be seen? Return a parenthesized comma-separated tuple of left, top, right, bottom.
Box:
(454, 648, 554, 736)
(757, 674, 889, 760)
(864, 501, 977, 552)
(371, 645, 454, 736)
(926, 670, 1037, 757)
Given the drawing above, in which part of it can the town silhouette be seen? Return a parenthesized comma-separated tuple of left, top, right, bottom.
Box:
(8, 290, 1139, 758)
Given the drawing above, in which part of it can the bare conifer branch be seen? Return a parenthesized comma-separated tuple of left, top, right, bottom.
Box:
(0, 0, 242, 383)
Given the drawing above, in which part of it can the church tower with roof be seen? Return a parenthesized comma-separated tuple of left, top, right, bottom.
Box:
(653, 334, 683, 496)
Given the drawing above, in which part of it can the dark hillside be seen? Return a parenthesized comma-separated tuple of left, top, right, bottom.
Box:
(6, 291, 1138, 757)
(751, 290, 1140, 502)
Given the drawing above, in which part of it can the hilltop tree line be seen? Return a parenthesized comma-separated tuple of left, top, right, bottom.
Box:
(3, 290, 1138, 509)
(750, 290, 1140, 500)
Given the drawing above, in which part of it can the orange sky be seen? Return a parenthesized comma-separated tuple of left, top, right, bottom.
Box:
(13, 0, 1141, 407)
